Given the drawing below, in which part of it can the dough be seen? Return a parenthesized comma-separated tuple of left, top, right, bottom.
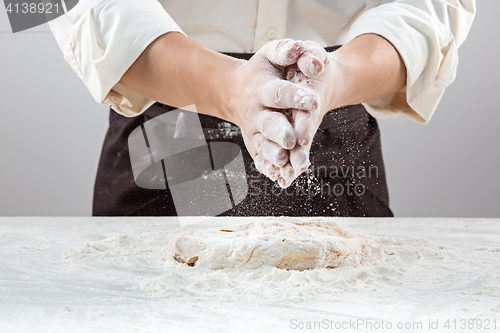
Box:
(166, 218, 372, 270)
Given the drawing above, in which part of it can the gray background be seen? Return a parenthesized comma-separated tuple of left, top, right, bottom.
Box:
(0, 2, 498, 217)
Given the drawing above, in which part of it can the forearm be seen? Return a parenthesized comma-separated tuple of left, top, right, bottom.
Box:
(327, 33, 407, 112)
(120, 32, 243, 122)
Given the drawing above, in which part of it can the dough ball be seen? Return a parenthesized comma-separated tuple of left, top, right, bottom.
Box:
(166, 218, 371, 270)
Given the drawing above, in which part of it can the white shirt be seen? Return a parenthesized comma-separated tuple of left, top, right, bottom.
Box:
(49, 0, 476, 124)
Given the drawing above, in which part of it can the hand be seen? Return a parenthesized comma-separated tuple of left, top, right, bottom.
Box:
(248, 40, 333, 187)
(268, 41, 337, 187)
(278, 34, 407, 187)
(121, 33, 405, 188)
(120, 33, 325, 185)
(225, 39, 325, 184)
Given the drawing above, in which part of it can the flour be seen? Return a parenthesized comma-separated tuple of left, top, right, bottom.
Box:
(137, 219, 500, 312)
(166, 219, 371, 270)
(2, 217, 499, 333)
(53, 218, 500, 310)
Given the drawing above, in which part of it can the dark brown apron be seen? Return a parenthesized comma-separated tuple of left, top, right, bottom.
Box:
(93, 48, 393, 217)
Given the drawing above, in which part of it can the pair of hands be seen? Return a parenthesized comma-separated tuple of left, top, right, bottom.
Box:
(121, 32, 406, 187)
(227, 39, 338, 188)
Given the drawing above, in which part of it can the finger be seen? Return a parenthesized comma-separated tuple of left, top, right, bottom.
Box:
(254, 154, 266, 172)
(287, 66, 311, 86)
(286, 66, 298, 81)
(293, 109, 317, 147)
(296, 41, 328, 78)
(268, 164, 281, 181)
(287, 70, 319, 147)
(297, 54, 324, 78)
(254, 133, 289, 167)
(256, 110, 296, 150)
(277, 175, 293, 188)
(264, 39, 305, 67)
(289, 146, 310, 172)
(254, 154, 280, 181)
(260, 80, 319, 112)
(280, 162, 296, 183)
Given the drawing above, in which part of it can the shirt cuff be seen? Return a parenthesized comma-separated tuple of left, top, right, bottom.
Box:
(63, 0, 185, 117)
(344, 3, 458, 124)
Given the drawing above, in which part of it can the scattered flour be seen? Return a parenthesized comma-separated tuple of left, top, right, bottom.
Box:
(2, 217, 499, 332)
(55, 217, 499, 311)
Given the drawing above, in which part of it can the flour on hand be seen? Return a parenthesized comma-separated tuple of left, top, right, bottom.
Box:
(166, 218, 372, 270)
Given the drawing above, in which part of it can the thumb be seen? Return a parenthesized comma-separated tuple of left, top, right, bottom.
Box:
(296, 41, 328, 78)
(262, 39, 306, 67)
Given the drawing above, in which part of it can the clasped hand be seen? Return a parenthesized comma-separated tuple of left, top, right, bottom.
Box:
(122, 32, 405, 187)
(227, 39, 336, 188)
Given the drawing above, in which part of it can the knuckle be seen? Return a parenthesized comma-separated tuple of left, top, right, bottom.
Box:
(275, 149, 288, 163)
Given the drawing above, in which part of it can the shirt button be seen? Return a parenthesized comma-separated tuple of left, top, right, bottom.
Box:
(267, 28, 278, 40)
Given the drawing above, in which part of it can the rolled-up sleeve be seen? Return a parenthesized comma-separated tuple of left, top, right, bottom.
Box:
(49, 0, 185, 117)
(344, 0, 476, 124)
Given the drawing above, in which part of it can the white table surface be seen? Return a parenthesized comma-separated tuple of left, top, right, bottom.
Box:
(0, 217, 499, 333)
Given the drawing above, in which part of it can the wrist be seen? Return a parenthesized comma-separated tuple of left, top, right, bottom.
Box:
(181, 42, 245, 123)
(323, 34, 407, 111)
(324, 52, 345, 113)
(215, 57, 246, 125)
